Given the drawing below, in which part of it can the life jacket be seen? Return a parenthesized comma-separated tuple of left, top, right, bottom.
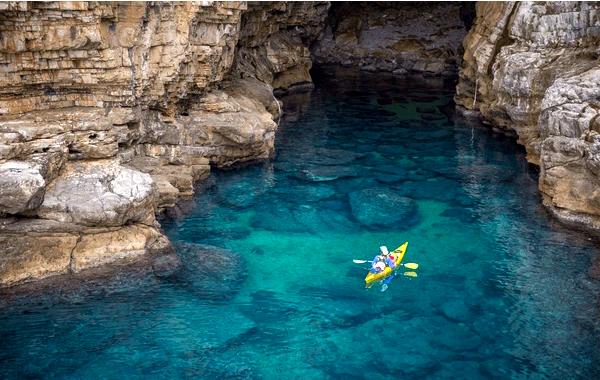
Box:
(385, 256, 396, 268)
(373, 261, 386, 272)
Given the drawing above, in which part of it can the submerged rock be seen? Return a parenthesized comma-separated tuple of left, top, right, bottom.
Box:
(349, 188, 418, 228)
(152, 253, 182, 278)
(173, 243, 247, 301)
(439, 299, 472, 322)
(292, 166, 360, 182)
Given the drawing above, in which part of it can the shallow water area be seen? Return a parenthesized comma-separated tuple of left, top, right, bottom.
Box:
(2, 67, 600, 379)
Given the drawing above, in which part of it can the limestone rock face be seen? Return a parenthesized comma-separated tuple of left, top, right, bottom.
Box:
(0, 218, 166, 286)
(38, 160, 157, 227)
(232, 1, 330, 92)
(312, 2, 473, 76)
(0, 152, 66, 214)
(0, 1, 330, 287)
(0, 1, 246, 116)
(455, 1, 600, 231)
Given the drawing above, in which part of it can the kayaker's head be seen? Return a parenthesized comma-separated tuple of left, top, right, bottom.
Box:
(380, 246, 389, 256)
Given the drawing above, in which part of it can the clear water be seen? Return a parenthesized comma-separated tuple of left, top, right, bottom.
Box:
(2, 67, 600, 379)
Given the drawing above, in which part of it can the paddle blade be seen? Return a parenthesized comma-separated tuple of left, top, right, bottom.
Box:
(353, 259, 368, 264)
(404, 271, 418, 278)
(403, 263, 419, 270)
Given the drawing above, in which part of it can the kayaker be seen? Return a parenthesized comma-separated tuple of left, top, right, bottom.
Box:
(380, 246, 397, 269)
(371, 257, 386, 273)
(370, 246, 389, 273)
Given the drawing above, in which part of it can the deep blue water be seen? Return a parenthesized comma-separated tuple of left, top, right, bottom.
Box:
(2, 67, 600, 379)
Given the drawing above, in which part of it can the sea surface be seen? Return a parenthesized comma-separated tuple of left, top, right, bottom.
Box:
(2, 67, 600, 379)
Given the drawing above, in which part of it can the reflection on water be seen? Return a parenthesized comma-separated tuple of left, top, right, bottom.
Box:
(1, 66, 600, 379)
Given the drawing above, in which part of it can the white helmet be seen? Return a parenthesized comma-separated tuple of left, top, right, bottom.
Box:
(380, 246, 389, 255)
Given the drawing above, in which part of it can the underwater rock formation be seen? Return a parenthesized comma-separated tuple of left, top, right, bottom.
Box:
(455, 1, 600, 231)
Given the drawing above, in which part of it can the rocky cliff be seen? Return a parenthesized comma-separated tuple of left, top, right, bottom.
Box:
(0, 1, 328, 287)
(455, 2, 600, 231)
(312, 2, 473, 76)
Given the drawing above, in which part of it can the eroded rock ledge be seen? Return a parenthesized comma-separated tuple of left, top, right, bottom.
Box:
(0, 1, 328, 287)
(455, 1, 600, 232)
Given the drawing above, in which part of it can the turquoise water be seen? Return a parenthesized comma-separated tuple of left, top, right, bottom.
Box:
(2, 67, 600, 379)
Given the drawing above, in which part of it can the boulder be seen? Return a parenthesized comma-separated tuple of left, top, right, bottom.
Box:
(70, 224, 166, 272)
(0, 152, 66, 214)
(0, 161, 46, 215)
(0, 227, 78, 286)
(349, 188, 418, 228)
(0, 218, 168, 286)
(173, 243, 247, 301)
(38, 160, 157, 227)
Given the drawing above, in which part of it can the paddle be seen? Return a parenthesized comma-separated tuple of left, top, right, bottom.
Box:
(404, 271, 417, 278)
(352, 259, 419, 270)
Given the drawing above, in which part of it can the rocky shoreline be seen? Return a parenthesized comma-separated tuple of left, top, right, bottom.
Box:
(455, 2, 600, 233)
(0, 2, 330, 287)
(1, 1, 599, 288)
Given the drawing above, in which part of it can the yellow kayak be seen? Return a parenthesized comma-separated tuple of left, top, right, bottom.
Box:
(365, 242, 408, 288)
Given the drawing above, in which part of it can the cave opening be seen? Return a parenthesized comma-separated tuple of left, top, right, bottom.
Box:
(309, 1, 476, 78)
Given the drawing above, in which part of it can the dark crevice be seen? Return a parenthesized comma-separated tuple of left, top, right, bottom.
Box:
(487, 3, 519, 78)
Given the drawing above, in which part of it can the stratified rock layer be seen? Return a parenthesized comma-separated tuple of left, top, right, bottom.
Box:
(312, 2, 473, 76)
(0, 1, 327, 287)
(455, 1, 600, 232)
(232, 2, 330, 92)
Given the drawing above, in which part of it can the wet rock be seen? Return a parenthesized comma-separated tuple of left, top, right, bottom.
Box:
(71, 224, 167, 273)
(174, 243, 247, 301)
(0, 218, 166, 286)
(349, 188, 418, 228)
